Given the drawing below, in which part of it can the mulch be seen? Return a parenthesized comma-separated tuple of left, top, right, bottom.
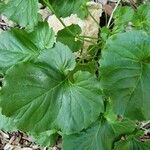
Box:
(0, 130, 61, 150)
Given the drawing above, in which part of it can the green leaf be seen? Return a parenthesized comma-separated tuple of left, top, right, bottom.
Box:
(104, 101, 136, 137)
(113, 6, 134, 33)
(114, 137, 150, 150)
(0, 43, 104, 134)
(31, 130, 58, 147)
(0, 0, 38, 27)
(48, 0, 89, 18)
(112, 4, 150, 34)
(57, 24, 83, 52)
(73, 61, 97, 74)
(63, 118, 136, 150)
(29, 22, 55, 50)
(114, 6, 134, 25)
(38, 42, 76, 74)
(0, 29, 38, 72)
(0, 22, 55, 73)
(0, 109, 16, 131)
(100, 31, 150, 120)
(132, 4, 150, 34)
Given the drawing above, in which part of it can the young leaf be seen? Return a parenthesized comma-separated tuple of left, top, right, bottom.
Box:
(0, 22, 55, 73)
(0, 0, 38, 27)
(113, 6, 134, 33)
(57, 24, 83, 52)
(132, 4, 150, 34)
(48, 0, 89, 18)
(63, 118, 136, 150)
(100, 31, 150, 120)
(0, 43, 104, 134)
(114, 6, 134, 25)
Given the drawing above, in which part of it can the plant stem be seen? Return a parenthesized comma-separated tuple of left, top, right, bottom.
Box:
(88, 41, 101, 53)
(77, 36, 96, 45)
(107, 0, 122, 28)
(79, 35, 99, 40)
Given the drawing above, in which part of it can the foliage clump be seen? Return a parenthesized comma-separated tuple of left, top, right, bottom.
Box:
(0, 0, 150, 149)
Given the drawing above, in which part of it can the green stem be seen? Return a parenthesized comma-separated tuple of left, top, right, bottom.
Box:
(88, 41, 101, 53)
(79, 35, 99, 40)
(77, 36, 96, 45)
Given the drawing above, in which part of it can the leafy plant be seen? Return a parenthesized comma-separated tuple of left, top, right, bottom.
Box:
(0, 0, 150, 149)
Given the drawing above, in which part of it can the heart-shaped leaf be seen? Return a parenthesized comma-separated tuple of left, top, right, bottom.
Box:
(0, 43, 104, 134)
(100, 31, 150, 120)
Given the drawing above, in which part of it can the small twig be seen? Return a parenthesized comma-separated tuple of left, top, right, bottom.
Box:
(107, 0, 122, 28)
(0, 21, 7, 26)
